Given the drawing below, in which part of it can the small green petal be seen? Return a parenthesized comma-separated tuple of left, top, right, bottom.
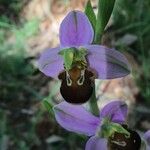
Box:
(59, 47, 88, 70)
(110, 122, 130, 138)
(99, 118, 130, 138)
(59, 48, 75, 70)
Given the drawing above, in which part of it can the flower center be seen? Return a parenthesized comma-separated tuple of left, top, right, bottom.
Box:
(59, 47, 88, 71)
(58, 67, 95, 103)
(58, 47, 96, 103)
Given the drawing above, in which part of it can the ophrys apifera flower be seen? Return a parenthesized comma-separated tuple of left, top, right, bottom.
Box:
(53, 100, 150, 150)
(38, 11, 131, 103)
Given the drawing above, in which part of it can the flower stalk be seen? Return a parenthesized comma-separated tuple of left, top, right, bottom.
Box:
(88, 0, 116, 116)
(89, 85, 99, 116)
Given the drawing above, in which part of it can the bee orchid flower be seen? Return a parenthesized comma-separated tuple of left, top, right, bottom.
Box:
(53, 100, 150, 150)
(53, 100, 128, 149)
(38, 10, 131, 103)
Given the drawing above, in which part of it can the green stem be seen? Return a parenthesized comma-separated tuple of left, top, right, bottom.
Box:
(87, 0, 116, 116)
(94, 0, 116, 44)
(89, 85, 99, 116)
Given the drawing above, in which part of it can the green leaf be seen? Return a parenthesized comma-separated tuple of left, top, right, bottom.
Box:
(43, 100, 55, 117)
(43, 100, 53, 112)
(85, 0, 96, 36)
(94, 0, 116, 44)
(100, 118, 130, 138)
(0, 21, 13, 28)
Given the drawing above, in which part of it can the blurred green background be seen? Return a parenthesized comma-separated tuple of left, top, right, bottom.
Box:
(0, 0, 150, 149)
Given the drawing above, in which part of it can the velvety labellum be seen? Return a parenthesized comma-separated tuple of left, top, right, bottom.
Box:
(107, 125, 141, 150)
(58, 67, 94, 104)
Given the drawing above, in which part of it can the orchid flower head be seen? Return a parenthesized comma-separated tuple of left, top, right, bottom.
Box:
(53, 100, 150, 150)
(38, 11, 131, 103)
(53, 100, 128, 149)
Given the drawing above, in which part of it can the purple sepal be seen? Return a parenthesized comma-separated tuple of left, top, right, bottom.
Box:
(38, 47, 64, 78)
(85, 136, 107, 150)
(85, 45, 131, 79)
(53, 101, 100, 136)
(59, 11, 94, 47)
(100, 100, 128, 124)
